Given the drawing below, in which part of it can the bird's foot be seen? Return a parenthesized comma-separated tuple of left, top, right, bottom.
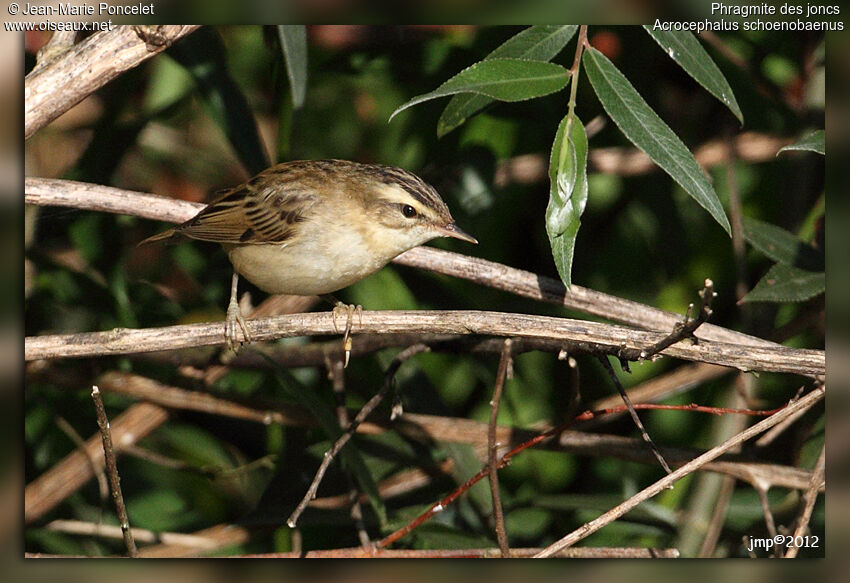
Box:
(225, 298, 251, 353)
(332, 302, 363, 367)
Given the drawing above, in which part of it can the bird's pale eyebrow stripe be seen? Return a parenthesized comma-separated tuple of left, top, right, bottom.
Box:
(370, 165, 441, 208)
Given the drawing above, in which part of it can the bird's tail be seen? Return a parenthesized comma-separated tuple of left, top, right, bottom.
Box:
(137, 227, 179, 246)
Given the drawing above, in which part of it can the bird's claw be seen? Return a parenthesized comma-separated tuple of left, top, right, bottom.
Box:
(225, 300, 251, 353)
(332, 303, 362, 367)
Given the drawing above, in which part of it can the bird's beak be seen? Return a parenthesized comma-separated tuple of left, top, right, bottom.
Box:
(438, 222, 478, 244)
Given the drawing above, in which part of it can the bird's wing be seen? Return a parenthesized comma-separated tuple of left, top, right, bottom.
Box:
(159, 181, 318, 245)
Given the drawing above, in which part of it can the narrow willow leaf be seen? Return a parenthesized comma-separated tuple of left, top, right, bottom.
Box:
(644, 27, 743, 124)
(276, 25, 308, 109)
(742, 263, 825, 303)
(444, 443, 494, 514)
(168, 28, 269, 175)
(546, 115, 588, 288)
(267, 360, 386, 525)
(742, 216, 824, 271)
(438, 25, 578, 137)
(390, 59, 569, 122)
(583, 47, 731, 236)
(778, 130, 825, 155)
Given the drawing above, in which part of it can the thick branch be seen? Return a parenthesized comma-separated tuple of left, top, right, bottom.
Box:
(25, 26, 200, 139)
(25, 310, 824, 375)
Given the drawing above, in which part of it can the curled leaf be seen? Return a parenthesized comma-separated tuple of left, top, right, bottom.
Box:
(546, 115, 588, 288)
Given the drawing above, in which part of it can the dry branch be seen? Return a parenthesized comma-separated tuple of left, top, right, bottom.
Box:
(25, 26, 200, 139)
(26, 309, 824, 375)
(91, 385, 138, 557)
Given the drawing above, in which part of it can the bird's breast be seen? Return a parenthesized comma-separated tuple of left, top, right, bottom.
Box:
(225, 225, 401, 295)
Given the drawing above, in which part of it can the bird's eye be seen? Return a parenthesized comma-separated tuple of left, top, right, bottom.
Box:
(401, 204, 417, 218)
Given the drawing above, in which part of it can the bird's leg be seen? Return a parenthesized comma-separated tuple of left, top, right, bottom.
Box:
(322, 295, 362, 368)
(225, 272, 251, 352)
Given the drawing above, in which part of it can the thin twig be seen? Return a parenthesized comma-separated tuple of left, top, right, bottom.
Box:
(697, 477, 737, 557)
(25, 403, 169, 524)
(90, 386, 137, 557)
(755, 402, 813, 447)
(784, 444, 825, 558)
(586, 362, 729, 421)
(122, 444, 275, 479)
(488, 339, 513, 557)
(54, 415, 109, 513)
(326, 355, 372, 549)
(309, 459, 455, 510)
(533, 385, 824, 557)
(597, 355, 672, 474)
(755, 485, 779, 542)
(286, 344, 430, 527)
(121, 444, 213, 476)
(621, 279, 716, 362)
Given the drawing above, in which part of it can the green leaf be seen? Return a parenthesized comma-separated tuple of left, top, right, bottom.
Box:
(583, 47, 731, 236)
(778, 130, 825, 155)
(444, 442, 493, 515)
(546, 115, 588, 288)
(276, 25, 308, 109)
(644, 28, 743, 124)
(167, 27, 269, 176)
(505, 507, 553, 539)
(437, 25, 578, 137)
(390, 59, 569, 122)
(742, 216, 824, 271)
(742, 263, 824, 303)
(266, 359, 386, 525)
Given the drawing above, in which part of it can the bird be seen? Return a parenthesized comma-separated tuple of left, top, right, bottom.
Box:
(140, 159, 477, 360)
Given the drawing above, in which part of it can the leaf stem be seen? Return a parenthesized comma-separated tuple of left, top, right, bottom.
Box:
(560, 26, 589, 176)
(567, 26, 589, 125)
